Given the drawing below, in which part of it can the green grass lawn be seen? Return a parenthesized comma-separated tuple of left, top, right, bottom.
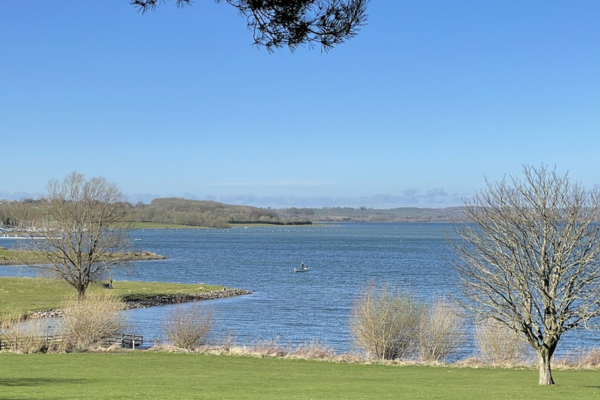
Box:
(0, 248, 47, 264)
(0, 277, 223, 318)
(0, 352, 597, 399)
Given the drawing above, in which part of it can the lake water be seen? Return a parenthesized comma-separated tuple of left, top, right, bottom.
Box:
(1, 223, 598, 358)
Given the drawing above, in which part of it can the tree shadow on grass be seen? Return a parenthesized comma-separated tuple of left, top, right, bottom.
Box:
(0, 378, 86, 387)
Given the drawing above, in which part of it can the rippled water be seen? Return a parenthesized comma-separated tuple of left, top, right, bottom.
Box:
(2, 223, 598, 357)
(117, 223, 453, 353)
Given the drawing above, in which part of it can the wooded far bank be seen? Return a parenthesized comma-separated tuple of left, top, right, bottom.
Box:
(0, 197, 465, 229)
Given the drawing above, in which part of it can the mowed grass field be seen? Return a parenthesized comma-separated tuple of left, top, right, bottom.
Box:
(0, 352, 598, 399)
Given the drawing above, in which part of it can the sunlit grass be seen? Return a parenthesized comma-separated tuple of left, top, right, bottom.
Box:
(0, 352, 598, 399)
(0, 277, 223, 318)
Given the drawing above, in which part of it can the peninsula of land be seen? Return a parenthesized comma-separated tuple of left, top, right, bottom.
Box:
(0, 248, 167, 266)
(0, 277, 252, 320)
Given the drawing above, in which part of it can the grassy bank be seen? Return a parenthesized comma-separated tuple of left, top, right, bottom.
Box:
(0, 247, 166, 266)
(0, 248, 48, 264)
(0, 352, 597, 399)
(0, 277, 223, 318)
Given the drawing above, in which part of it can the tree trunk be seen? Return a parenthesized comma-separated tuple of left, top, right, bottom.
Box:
(537, 349, 555, 385)
(76, 284, 87, 301)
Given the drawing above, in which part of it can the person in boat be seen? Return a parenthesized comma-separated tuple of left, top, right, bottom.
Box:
(301, 262, 306, 270)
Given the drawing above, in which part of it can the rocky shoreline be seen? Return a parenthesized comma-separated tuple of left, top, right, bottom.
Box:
(124, 288, 253, 309)
(25, 288, 253, 319)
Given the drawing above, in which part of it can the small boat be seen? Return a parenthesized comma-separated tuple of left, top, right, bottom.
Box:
(134, 237, 142, 241)
(294, 267, 310, 273)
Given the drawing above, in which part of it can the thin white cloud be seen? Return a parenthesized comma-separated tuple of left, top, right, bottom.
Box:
(208, 179, 332, 187)
(203, 190, 464, 209)
(0, 191, 43, 201)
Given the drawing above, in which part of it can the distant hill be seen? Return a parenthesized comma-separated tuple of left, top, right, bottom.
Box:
(127, 198, 311, 228)
(277, 206, 465, 223)
(1, 198, 464, 229)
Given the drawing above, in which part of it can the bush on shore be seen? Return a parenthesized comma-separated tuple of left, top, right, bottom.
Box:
(474, 318, 529, 365)
(161, 303, 214, 349)
(59, 291, 126, 352)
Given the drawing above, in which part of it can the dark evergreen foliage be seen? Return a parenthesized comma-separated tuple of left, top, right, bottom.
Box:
(131, 0, 369, 51)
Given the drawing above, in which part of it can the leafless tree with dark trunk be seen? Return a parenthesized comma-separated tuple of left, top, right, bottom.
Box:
(17, 172, 130, 300)
(452, 165, 600, 385)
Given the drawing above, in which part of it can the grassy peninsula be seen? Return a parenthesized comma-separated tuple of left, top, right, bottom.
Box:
(0, 277, 225, 318)
(0, 247, 166, 266)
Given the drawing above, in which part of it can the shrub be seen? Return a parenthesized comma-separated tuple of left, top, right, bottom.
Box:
(475, 318, 529, 364)
(289, 339, 336, 360)
(418, 299, 464, 362)
(162, 303, 214, 350)
(554, 348, 600, 369)
(349, 282, 424, 360)
(0, 316, 49, 354)
(59, 291, 126, 351)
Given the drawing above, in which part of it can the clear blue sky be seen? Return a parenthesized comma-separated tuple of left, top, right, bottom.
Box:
(2, 1, 599, 208)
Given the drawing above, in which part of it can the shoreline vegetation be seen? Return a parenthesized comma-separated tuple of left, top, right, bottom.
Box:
(0, 277, 252, 319)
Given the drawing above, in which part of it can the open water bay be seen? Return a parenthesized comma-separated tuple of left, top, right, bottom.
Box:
(2, 223, 599, 357)
(123, 223, 454, 354)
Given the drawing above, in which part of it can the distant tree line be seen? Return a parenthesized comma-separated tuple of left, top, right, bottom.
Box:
(128, 198, 291, 228)
(1, 198, 470, 228)
(0, 197, 313, 229)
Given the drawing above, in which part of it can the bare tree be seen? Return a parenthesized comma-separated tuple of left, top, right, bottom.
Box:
(131, 0, 369, 52)
(452, 165, 600, 385)
(18, 172, 130, 300)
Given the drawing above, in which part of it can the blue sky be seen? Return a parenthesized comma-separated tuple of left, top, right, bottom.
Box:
(2, 1, 600, 208)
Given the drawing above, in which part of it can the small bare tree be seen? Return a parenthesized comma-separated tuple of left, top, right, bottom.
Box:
(453, 165, 600, 385)
(18, 172, 130, 300)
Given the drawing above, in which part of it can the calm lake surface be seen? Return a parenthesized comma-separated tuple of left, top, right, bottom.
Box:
(2, 223, 598, 357)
